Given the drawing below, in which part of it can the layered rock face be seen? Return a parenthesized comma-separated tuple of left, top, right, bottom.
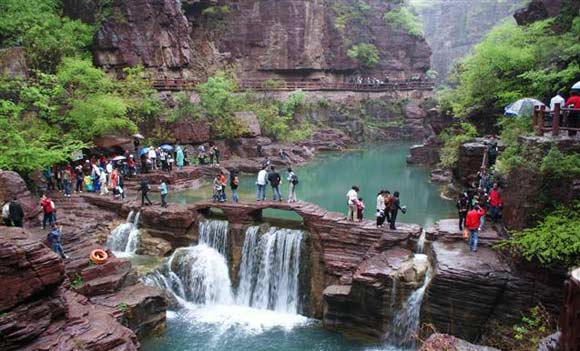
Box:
(91, 0, 430, 81)
(0, 171, 41, 227)
(415, 0, 526, 83)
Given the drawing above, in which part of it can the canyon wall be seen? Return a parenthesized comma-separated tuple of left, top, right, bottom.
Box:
(91, 0, 430, 82)
(414, 0, 526, 84)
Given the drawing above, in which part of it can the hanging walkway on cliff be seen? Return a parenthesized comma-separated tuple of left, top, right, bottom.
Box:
(151, 79, 435, 92)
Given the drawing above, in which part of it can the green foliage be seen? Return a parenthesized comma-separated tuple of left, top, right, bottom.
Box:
(202, 5, 231, 18)
(71, 275, 84, 289)
(196, 72, 243, 139)
(116, 302, 129, 312)
(347, 43, 380, 68)
(438, 122, 477, 168)
(496, 202, 580, 267)
(495, 116, 534, 174)
(443, 17, 580, 117)
(168, 92, 201, 123)
(384, 6, 424, 37)
(332, 1, 371, 32)
(0, 0, 95, 71)
(540, 147, 580, 179)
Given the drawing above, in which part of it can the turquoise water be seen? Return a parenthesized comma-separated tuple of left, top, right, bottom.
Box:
(168, 143, 455, 228)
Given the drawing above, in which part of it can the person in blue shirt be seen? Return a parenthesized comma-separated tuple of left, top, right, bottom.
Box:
(159, 178, 169, 208)
(47, 224, 67, 259)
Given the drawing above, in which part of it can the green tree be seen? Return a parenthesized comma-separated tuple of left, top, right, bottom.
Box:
(384, 6, 423, 37)
(347, 43, 380, 68)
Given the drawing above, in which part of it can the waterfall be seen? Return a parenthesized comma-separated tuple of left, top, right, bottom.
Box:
(144, 221, 304, 317)
(416, 230, 426, 254)
(107, 211, 141, 255)
(198, 219, 228, 255)
(385, 254, 432, 349)
(237, 226, 303, 314)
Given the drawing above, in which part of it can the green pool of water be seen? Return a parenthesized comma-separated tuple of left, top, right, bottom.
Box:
(168, 143, 455, 228)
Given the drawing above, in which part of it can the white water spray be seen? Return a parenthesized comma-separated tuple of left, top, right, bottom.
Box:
(107, 210, 141, 255)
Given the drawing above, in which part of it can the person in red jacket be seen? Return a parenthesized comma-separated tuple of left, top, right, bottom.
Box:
(466, 204, 485, 252)
(40, 194, 55, 230)
(566, 91, 580, 136)
(489, 183, 503, 223)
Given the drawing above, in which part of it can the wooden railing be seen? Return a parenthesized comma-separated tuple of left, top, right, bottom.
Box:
(534, 104, 580, 136)
(151, 79, 434, 92)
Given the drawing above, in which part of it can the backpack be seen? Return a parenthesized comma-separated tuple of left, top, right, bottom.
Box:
(291, 174, 299, 185)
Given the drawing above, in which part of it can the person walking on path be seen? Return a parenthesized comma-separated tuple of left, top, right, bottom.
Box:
(256, 167, 268, 201)
(457, 192, 469, 231)
(40, 194, 55, 229)
(176, 147, 185, 171)
(139, 177, 153, 207)
(212, 174, 223, 202)
(489, 183, 503, 223)
(287, 168, 298, 203)
(47, 224, 67, 259)
(268, 166, 282, 201)
(230, 169, 239, 203)
(63, 166, 72, 197)
(466, 204, 485, 252)
(75, 165, 84, 193)
(9, 198, 24, 228)
(159, 178, 168, 208)
(388, 191, 402, 230)
(346, 186, 359, 221)
(376, 190, 386, 228)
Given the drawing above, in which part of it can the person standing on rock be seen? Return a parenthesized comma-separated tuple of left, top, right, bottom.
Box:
(256, 166, 268, 201)
(457, 192, 469, 231)
(388, 191, 402, 230)
(376, 190, 386, 228)
(346, 186, 359, 221)
(466, 204, 485, 252)
(489, 183, 503, 223)
(47, 224, 67, 259)
(99, 168, 108, 196)
(2, 200, 11, 226)
(9, 197, 24, 227)
(267, 166, 282, 201)
(176, 147, 184, 171)
(139, 177, 153, 207)
(40, 194, 55, 229)
(219, 171, 227, 202)
(230, 169, 239, 203)
(159, 178, 168, 208)
(287, 168, 298, 203)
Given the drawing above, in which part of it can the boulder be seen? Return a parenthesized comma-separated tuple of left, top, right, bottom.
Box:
(235, 112, 261, 137)
(0, 171, 41, 227)
(419, 333, 500, 351)
(514, 0, 550, 26)
(0, 48, 27, 78)
(0, 228, 65, 312)
(171, 119, 211, 144)
(407, 141, 442, 166)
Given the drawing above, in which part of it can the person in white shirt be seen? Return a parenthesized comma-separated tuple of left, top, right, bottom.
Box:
(346, 185, 359, 221)
(287, 167, 298, 203)
(256, 167, 268, 201)
(376, 190, 386, 227)
(148, 147, 157, 170)
(550, 92, 565, 111)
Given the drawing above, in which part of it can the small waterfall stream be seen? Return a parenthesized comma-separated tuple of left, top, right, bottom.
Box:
(144, 220, 304, 316)
(107, 211, 141, 255)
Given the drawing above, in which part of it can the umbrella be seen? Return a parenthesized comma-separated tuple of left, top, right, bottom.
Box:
(139, 147, 150, 156)
(112, 156, 126, 161)
(160, 144, 174, 151)
(504, 98, 546, 117)
(572, 81, 580, 91)
(132, 133, 145, 139)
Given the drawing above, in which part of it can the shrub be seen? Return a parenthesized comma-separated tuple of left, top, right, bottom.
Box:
(384, 6, 424, 37)
(438, 122, 477, 168)
(347, 43, 380, 68)
(540, 147, 580, 179)
(496, 202, 580, 267)
(168, 92, 201, 123)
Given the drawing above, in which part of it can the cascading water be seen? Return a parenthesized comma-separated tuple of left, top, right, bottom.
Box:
(198, 219, 229, 255)
(416, 230, 426, 254)
(107, 210, 141, 255)
(236, 226, 303, 314)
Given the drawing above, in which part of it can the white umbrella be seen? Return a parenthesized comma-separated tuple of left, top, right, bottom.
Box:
(504, 98, 546, 117)
(132, 133, 145, 139)
(572, 81, 580, 91)
(112, 156, 127, 161)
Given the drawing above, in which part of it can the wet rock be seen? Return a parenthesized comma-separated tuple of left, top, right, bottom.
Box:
(455, 141, 487, 186)
(0, 171, 42, 227)
(514, 0, 551, 25)
(424, 219, 501, 247)
(430, 168, 452, 183)
(419, 333, 500, 351)
(407, 141, 442, 166)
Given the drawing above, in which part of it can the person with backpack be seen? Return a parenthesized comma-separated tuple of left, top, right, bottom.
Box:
(287, 168, 298, 203)
(47, 224, 67, 259)
(457, 192, 469, 231)
(256, 166, 268, 201)
(139, 177, 153, 206)
(9, 197, 24, 228)
(40, 194, 55, 229)
(230, 169, 239, 203)
(267, 166, 282, 201)
(75, 164, 84, 193)
(159, 178, 168, 208)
